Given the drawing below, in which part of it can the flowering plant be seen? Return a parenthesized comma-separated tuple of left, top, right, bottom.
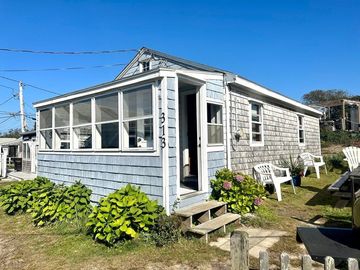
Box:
(210, 168, 266, 215)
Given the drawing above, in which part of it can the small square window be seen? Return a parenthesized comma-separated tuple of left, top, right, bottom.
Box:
(140, 61, 150, 72)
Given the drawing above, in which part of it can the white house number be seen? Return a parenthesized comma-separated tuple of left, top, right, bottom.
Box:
(161, 112, 166, 148)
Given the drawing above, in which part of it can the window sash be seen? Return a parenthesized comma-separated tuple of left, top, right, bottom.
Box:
(250, 103, 263, 144)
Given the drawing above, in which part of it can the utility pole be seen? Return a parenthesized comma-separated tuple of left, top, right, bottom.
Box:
(19, 81, 27, 132)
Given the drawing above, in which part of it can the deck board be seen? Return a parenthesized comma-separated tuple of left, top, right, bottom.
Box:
(189, 213, 240, 235)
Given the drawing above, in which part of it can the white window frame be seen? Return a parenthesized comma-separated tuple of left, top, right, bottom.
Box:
(38, 83, 158, 154)
(94, 92, 120, 150)
(121, 84, 156, 151)
(39, 108, 53, 150)
(54, 103, 71, 150)
(298, 114, 305, 146)
(249, 101, 264, 147)
(139, 60, 151, 72)
(72, 98, 93, 150)
(207, 101, 224, 146)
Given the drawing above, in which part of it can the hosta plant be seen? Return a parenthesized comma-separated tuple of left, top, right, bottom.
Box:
(210, 168, 266, 215)
(0, 177, 54, 215)
(30, 181, 92, 226)
(86, 184, 159, 246)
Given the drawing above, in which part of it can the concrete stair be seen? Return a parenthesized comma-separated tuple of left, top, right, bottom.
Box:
(175, 200, 240, 243)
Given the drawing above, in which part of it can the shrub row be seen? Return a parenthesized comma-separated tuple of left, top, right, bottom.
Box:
(0, 177, 92, 226)
(0, 180, 181, 247)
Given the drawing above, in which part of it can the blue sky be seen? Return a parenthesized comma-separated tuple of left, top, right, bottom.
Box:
(0, 0, 359, 132)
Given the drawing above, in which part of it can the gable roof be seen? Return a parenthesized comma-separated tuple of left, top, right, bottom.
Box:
(115, 47, 235, 80)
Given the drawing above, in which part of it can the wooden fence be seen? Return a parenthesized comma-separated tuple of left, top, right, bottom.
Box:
(230, 231, 359, 270)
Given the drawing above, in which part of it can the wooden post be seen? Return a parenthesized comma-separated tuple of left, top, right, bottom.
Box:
(230, 230, 249, 270)
(259, 251, 269, 270)
(342, 99, 346, 130)
(302, 255, 312, 270)
(325, 256, 335, 270)
(280, 252, 290, 270)
(348, 258, 359, 270)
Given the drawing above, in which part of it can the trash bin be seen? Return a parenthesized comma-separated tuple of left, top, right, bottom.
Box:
(13, 158, 22, 171)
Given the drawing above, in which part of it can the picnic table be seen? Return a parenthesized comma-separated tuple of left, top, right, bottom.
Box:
(297, 167, 360, 266)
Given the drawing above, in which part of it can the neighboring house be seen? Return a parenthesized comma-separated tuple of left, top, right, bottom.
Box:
(319, 99, 360, 131)
(33, 47, 322, 213)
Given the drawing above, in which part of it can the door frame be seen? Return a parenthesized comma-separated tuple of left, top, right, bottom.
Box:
(177, 74, 208, 197)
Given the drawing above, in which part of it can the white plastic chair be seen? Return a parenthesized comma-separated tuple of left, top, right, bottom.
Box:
(253, 163, 296, 201)
(299, 153, 327, 179)
(343, 146, 360, 172)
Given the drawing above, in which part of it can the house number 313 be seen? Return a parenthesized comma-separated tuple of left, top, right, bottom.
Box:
(161, 112, 166, 148)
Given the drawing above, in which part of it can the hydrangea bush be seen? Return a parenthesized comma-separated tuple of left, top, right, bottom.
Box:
(210, 168, 266, 215)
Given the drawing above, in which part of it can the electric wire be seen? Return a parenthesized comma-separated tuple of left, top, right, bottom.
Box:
(0, 95, 17, 106)
(0, 116, 14, 125)
(0, 75, 61, 95)
(0, 48, 138, 54)
(0, 62, 128, 72)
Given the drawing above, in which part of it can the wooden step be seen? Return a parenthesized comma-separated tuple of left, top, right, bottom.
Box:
(175, 200, 227, 217)
(189, 213, 240, 243)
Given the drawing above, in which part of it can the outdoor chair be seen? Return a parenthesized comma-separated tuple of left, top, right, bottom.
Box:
(299, 152, 327, 179)
(253, 163, 296, 201)
(343, 146, 360, 172)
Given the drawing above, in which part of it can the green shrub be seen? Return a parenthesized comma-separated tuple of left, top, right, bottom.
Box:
(321, 130, 360, 146)
(30, 181, 92, 226)
(0, 177, 54, 215)
(150, 214, 182, 247)
(210, 168, 266, 215)
(324, 153, 348, 173)
(86, 184, 159, 246)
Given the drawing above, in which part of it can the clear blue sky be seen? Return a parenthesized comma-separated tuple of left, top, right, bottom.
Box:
(0, 0, 359, 132)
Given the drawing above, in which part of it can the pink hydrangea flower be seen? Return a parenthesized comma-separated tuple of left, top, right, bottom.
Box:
(223, 181, 232, 190)
(254, 197, 263, 206)
(235, 175, 244, 182)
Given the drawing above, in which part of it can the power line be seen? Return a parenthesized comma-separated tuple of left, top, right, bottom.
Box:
(0, 62, 127, 72)
(0, 116, 14, 125)
(0, 75, 61, 95)
(0, 95, 17, 106)
(0, 48, 138, 55)
(0, 83, 15, 90)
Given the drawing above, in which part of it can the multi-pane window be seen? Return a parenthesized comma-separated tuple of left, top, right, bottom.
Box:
(54, 104, 70, 149)
(38, 84, 155, 152)
(207, 103, 223, 145)
(95, 93, 119, 149)
(73, 99, 92, 149)
(39, 109, 53, 149)
(250, 102, 263, 145)
(298, 115, 305, 144)
(123, 86, 154, 149)
(140, 61, 150, 72)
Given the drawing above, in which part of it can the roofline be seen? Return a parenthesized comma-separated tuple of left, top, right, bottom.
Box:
(33, 68, 162, 107)
(230, 76, 322, 116)
(115, 47, 235, 80)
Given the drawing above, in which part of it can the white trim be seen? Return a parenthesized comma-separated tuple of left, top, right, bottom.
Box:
(161, 77, 170, 214)
(174, 75, 181, 199)
(249, 101, 264, 147)
(206, 97, 224, 105)
(199, 84, 208, 193)
(233, 77, 322, 116)
(37, 150, 159, 156)
(207, 145, 225, 152)
(225, 84, 231, 170)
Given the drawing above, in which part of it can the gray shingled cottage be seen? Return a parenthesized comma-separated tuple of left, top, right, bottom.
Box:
(33, 47, 322, 214)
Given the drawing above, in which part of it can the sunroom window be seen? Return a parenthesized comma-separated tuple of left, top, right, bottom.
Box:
(39, 109, 52, 149)
(250, 102, 263, 145)
(95, 93, 119, 149)
(54, 104, 70, 149)
(207, 103, 223, 145)
(73, 99, 92, 149)
(123, 86, 153, 149)
(298, 115, 305, 144)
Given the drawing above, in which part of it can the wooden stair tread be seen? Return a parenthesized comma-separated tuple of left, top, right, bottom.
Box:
(175, 200, 227, 217)
(189, 213, 240, 235)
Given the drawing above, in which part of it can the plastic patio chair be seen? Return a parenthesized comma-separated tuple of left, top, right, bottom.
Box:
(299, 152, 327, 179)
(253, 163, 296, 201)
